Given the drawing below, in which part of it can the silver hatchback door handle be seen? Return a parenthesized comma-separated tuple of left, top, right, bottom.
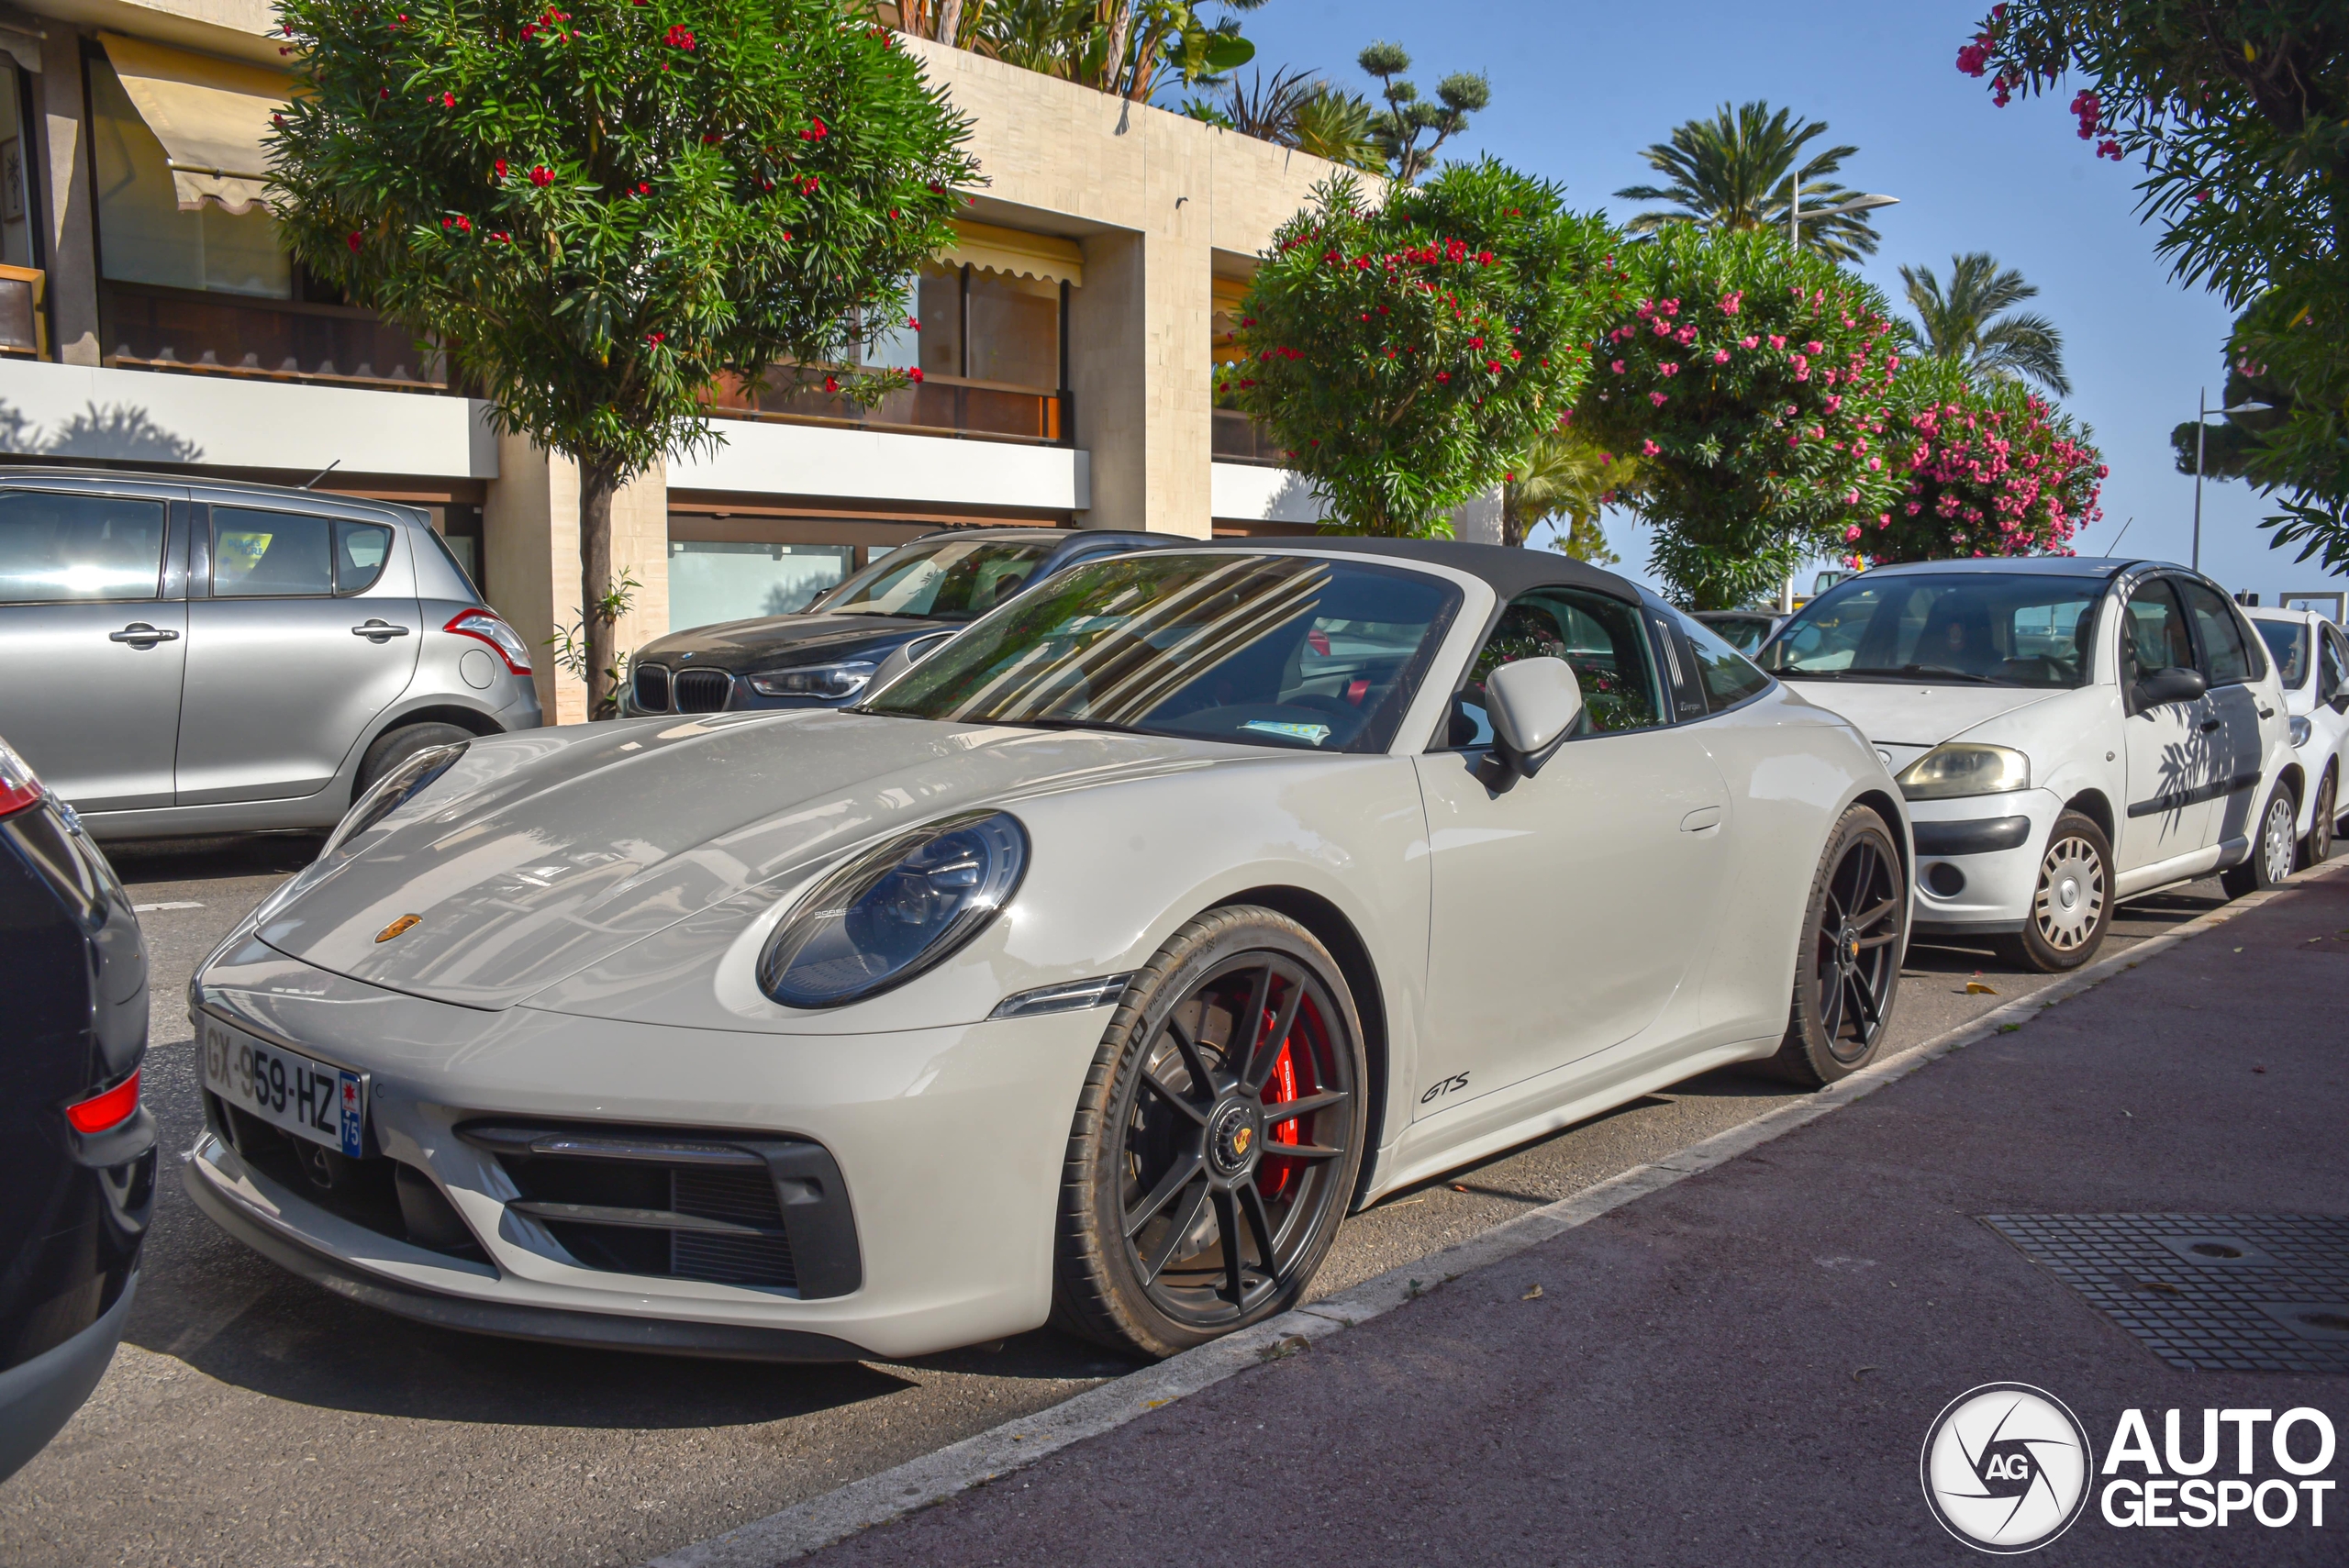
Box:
(351, 619, 411, 639)
(108, 622, 179, 645)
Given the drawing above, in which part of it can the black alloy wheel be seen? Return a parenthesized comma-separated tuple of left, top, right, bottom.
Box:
(1765, 805, 1906, 1086)
(1053, 907, 1366, 1358)
(2299, 768, 2336, 869)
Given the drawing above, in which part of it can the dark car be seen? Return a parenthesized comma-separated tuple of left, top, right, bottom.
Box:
(1692, 609, 1787, 657)
(0, 734, 155, 1482)
(623, 526, 1168, 716)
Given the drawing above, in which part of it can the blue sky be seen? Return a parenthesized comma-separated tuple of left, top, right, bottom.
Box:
(1222, 0, 2332, 603)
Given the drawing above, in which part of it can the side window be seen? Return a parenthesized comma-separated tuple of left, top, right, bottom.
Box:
(2322, 627, 2348, 702)
(213, 507, 333, 597)
(1444, 587, 1663, 747)
(1677, 612, 1774, 711)
(2121, 580, 2195, 681)
(334, 521, 395, 594)
(0, 491, 167, 604)
(2178, 581, 2254, 685)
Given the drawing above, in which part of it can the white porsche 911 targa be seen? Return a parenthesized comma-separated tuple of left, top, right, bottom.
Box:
(185, 539, 1911, 1362)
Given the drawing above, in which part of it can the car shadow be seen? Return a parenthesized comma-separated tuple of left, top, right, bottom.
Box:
(107, 831, 327, 884)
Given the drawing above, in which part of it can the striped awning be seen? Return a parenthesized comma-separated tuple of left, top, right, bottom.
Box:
(99, 32, 289, 216)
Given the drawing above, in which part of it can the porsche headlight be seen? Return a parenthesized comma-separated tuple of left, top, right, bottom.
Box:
(1896, 742, 2030, 800)
(321, 742, 469, 860)
(2290, 715, 2313, 749)
(758, 811, 1028, 1008)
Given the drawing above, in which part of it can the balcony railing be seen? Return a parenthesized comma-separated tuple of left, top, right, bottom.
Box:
(0, 266, 44, 358)
(99, 280, 447, 391)
(707, 367, 1066, 445)
(1212, 408, 1285, 467)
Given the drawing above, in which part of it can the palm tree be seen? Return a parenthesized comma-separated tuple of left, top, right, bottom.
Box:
(1616, 101, 1882, 261)
(1501, 431, 1639, 552)
(1897, 252, 2071, 396)
(1293, 86, 1385, 172)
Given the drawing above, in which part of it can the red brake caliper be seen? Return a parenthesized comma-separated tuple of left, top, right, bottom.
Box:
(1258, 1006, 1303, 1200)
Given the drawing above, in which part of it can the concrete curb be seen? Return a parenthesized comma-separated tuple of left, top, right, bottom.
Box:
(647, 862, 2343, 1568)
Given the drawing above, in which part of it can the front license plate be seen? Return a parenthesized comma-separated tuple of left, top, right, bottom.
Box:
(199, 1013, 366, 1158)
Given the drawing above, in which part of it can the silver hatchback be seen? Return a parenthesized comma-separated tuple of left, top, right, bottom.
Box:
(0, 469, 541, 840)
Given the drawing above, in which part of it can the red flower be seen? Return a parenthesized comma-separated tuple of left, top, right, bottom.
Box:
(380, 87, 390, 99)
(908, 368, 924, 384)
(489, 231, 510, 242)
(1475, 250, 1494, 265)
(665, 24, 696, 50)
(646, 331, 665, 344)
(823, 375, 839, 393)
(799, 117, 829, 141)
(273, 112, 285, 128)
(906, 317, 919, 330)
(635, 182, 651, 195)
(529, 165, 553, 187)
(455, 216, 471, 233)
(495, 158, 507, 180)
(1435, 371, 1451, 384)
(441, 92, 455, 108)
(347, 231, 362, 251)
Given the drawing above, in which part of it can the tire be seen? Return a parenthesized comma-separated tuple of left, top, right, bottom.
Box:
(353, 721, 473, 799)
(1762, 805, 1906, 1087)
(1992, 812, 2114, 973)
(2223, 781, 2299, 897)
(2299, 767, 2336, 870)
(1052, 906, 1368, 1359)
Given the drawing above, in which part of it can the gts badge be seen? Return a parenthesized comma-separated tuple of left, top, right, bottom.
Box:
(1419, 1071, 1471, 1106)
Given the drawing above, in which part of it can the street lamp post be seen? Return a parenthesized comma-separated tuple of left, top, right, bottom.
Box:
(1776, 187, 1900, 612)
(2190, 387, 2272, 573)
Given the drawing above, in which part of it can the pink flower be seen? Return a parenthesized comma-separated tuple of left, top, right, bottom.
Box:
(1805, 340, 1822, 354)
(1649, 391, 1667, 406)
(1712, 350, 1730, 364)
(1769, 335, 1786, 350)
(1844, 525, 1864, 542)
(1720, 291, 1742, 315)
(1642, 439, 1661, 456)
(1740, 336, 1759, 350)
(1660, 362, 1679, 377)
(1610, 360, 1625, 374)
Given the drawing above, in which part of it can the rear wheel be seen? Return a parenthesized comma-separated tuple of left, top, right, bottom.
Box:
(2299, 768, 2336, 869)
(1052, 907, 1366, 1359)
(1993, 812, 2113, 973)
(1764, 805, 1906, 1087)
(2223, 782, 2299, 896)
(353, 721, 473, 798)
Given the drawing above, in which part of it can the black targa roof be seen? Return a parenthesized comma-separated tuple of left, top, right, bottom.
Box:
(1189, 534, 1645, 606)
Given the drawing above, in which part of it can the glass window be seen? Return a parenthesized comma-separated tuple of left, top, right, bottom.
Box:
(667, 540, 854, 629)
(866, 552, 1460, 754)
(1676, 611, 1775, 711)
(88, 60, 290, 299)
(0, 491, 167, 603)
(2121, 580, 2195, 681)
(819, 538, 1053, 621)
(212, 507, 331, 596)
(2321, 627, 2349, 701)
(2256, 619, 2310, 690)
(1761, 572, 2105, 688)
(967, 270, 1059, 390)
(2178, 581, 2255, 685)
(1447, 588, 1662, 747)
(334, 521, 393, 594)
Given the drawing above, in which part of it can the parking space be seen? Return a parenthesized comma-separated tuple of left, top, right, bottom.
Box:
(0, 835, 2241, 1568)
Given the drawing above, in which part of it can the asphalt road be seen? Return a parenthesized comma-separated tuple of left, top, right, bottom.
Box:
(0, 834, 2246, 1568)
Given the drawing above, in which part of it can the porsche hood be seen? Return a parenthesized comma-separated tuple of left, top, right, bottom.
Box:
(254, 711, 1225, 1009)
(1772, 679, 2065, 749)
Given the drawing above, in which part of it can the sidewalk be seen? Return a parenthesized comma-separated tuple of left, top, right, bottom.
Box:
(798, 872, 2349, 1566)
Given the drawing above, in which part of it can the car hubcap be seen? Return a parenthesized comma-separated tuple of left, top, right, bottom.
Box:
(2318, 780, 2336, 862)
(1813, 837, 1902, 1064)
(2032, 836, 2107, 951)
(1117, 954, 1353, 1329)
(2266, 796, 2297, 881)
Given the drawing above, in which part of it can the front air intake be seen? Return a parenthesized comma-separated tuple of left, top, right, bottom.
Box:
(631, 662, 672, 713)
(673, 669, 731, 713)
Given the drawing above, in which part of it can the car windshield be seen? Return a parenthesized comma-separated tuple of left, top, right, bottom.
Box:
(817, 539, 1053, 621)
(1700, 615, 1776, 655)
(1757, 572, 2104, 688)
(863, 551, 1461, 752)
(2255, 620, 2310, 689)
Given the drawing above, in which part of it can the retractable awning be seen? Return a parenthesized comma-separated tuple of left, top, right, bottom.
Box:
(99, 32, 290, 216)
(941, 220, 1085, 288)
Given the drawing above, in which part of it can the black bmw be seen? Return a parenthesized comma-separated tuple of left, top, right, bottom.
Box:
(623, 526, 1167, 716)
(0, 734, 155, 1482)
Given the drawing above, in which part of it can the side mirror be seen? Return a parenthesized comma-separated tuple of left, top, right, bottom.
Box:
(2131, 665, 2207, 713)
(1476, 657, 1583, 791)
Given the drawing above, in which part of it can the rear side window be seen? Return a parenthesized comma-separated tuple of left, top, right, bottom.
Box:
(334, 521, 395, 594)
(213, 507, 331, 597)
(0, 490, 167, 603)
(1676, 611, 1774, 711)
(2178, 581, 2255, 685)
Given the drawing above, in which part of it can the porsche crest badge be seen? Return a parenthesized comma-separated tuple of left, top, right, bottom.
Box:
(375, 913, 422, 943)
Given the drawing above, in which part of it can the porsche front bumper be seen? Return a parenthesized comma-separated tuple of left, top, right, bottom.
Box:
(184, 938, 1109, 1362)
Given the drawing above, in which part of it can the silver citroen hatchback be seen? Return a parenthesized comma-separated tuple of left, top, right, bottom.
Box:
(0, 469, 540, 840)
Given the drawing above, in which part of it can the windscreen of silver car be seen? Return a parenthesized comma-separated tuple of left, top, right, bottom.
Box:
(758, 811, 1028, 1008)
(1895, 742, 2030, 799)
(321, 742, 470, 861)
(2256, 621, 2310, 689)
(817, 540, 1052, 620)
(863, 552, 1460, 753)
(1760, 573, 2103, 686)
(749, 662, 877, 700)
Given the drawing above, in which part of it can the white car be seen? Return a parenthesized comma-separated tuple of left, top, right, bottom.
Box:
(184, 539, 1910, 1362)
(2243, 605, 2349, 866)
(1758, 558, 2299, 973)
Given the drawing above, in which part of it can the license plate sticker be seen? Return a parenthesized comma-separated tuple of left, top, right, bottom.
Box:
(199, 1013, 366, 1158)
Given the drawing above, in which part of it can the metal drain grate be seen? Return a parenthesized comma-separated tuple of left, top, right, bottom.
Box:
(1982, 1214, 2349, 1374)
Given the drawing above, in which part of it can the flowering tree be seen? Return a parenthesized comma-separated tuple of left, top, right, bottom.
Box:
(1219, 160, 1616, 536)
(1575, 226, 1903, 608)
(271, 0, 978, 714)
(1857, 359, 2105, 567)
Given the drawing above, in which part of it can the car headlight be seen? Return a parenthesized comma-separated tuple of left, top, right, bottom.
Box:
(1896, 742, 2030, 800)
(748, 662, 877, 700)
(758, 811, 1028, 1008)
(2290, 715, 2313, 749)
(322, 742, 469, 861)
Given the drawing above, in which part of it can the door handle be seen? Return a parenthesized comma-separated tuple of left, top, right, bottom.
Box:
(351, 619, 412, 639)
(108, 623, 179, 645)
(1680, 805, 1723, 833)
(2199, 718, 2222, 732)
(2258, 705, 2276, 718)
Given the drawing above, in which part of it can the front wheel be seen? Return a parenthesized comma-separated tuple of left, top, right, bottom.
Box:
(353, 720, 473, 798)
(2299, 768, 2336, 870)
(2223, 782, 2299, 897)
(1052, 907, 1367, 1359)
(1763, 804, 1906, 1087)
(1993, 812, 2113, 974)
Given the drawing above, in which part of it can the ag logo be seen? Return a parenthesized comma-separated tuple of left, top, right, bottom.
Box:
(1920, 1383, 2094, 1553)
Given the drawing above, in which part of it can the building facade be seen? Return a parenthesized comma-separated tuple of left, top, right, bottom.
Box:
(0, 4, 1338, 719)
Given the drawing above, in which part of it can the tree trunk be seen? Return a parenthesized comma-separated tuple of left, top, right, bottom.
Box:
(934, 0, 962, 45)
(578, 456, 621, 720)
(1099, 1, 1134, 95)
